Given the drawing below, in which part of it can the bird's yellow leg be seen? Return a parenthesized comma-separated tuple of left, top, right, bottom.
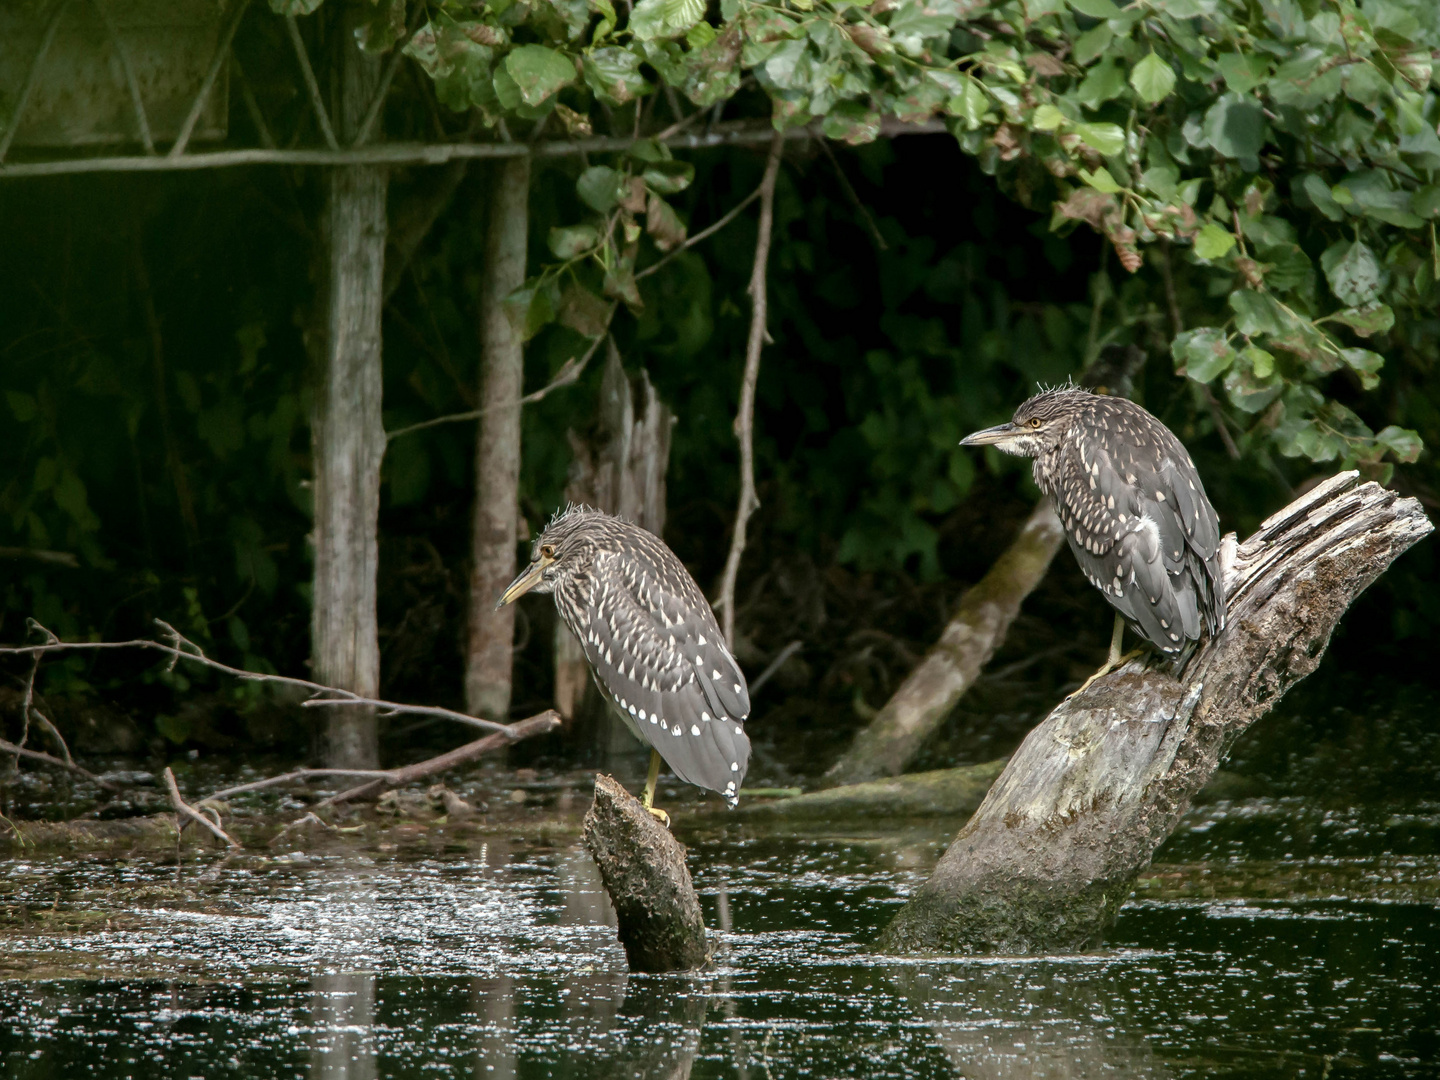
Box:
(1070, 615, 1142, 698)
(641, 749, 669, 826)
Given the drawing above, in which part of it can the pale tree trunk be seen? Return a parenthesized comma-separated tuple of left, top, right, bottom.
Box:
(555, 340, 673, 763)
(879, 473, 1431, 955)
(823, 500, 1063, 786)
(466, 156, 531, 719)
(311, 10, 387, 770)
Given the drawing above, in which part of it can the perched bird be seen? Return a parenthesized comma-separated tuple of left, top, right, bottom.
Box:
(496, 506, 750, 819)
(960, 386, 1225, 689)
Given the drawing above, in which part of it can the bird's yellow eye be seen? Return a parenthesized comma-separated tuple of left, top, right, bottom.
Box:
(540, 544, 556, 560)
(1029, 417, 1043, 429)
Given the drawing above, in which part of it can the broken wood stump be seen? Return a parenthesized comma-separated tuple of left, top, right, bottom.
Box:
(583, 774, 709, 973)
(879, 473, 1432, 955)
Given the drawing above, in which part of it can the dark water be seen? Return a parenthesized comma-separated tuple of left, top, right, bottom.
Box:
(1, 796, 1438, 1079)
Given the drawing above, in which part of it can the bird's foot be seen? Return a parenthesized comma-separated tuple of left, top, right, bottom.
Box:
(646, 806, 671, 828)
(1067, 648, 1145, 700)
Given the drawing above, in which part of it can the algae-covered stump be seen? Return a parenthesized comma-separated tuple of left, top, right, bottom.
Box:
(583, 774, 709, 973)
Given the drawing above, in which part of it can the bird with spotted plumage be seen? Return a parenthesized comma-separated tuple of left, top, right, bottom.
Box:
(960, 386, 1226, 692)
(496, 506, 750, 821)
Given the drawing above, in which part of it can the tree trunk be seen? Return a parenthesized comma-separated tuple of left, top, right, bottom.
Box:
(465, 155, 531, 720)
(823, 500, 1063, 786)
(554, 339, 673, 768)
(878, 472, 1431, 955)
(311, 12, 387, 770)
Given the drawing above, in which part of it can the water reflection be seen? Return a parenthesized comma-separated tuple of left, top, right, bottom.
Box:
(309, 862, 379, 1080)
(893, 963, 1171, 1080)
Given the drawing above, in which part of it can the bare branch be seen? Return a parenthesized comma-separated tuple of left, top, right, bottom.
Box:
(717, 130, 785, 648)
(635, 185, 763, 282)
(91, 0, 155, 155)
(170, 0, 251, 158)
(352, 3, 427, 148)
(164, 767, 241, 849)
(818, 140, 887, 251)
(0, 120, 948, 181)
(0, 738, 118, 790)
(285, 12, 340, 151)
(385, 327, 612, 443)
(0, 546, 80, 567)
(0, 0, 69, 165)
(0, 620, 513, 734)
(747, 639, 803, 699)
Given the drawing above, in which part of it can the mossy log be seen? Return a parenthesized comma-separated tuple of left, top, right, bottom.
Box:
(583, 774, 709, 973)
(879, 473, 1431, 955)
(738, 759, 1007, 821)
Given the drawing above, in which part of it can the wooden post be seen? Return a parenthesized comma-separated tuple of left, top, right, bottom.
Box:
(466, 155, 531, 720)
(584, 774, 709, 973)
(878, 473, 1432, 955)
(310, 8, 387, 770)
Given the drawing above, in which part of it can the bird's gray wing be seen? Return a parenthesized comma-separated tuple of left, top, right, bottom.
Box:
(577, 550, 750, 799)
(1158, 456, 1225, 634)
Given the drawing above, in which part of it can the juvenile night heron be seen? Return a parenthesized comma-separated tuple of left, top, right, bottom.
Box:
(497, 506, 750, 820)
(961, 386, 1225, 689)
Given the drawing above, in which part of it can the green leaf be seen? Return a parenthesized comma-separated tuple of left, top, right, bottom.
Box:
(1172, 327, 1235, 382)
(1192, 222, 1236, 260)
(1073, 22, 1112, 67)
(583, 47, 650, 106)
(1200, 94, 1265, 160)
(557, 284, 613, 337)
(1072, 121, 1125, 156)
(502, 279, 560, 341)
(5, 390, 37, 422)
(504, 45, 577, 107)
(354, 0, 406, 53)
(1328, 303, 1394, 338)
(1223, 361, 1283, 413)
(1376, 425, 1423, 464)
(577, 165, 622, 212)
(1228, 289, 1286, 338)
(1078, 166, 1122, 193)
(822, 100, 882, 145)
(1075, 61, 1125, 108)
(948, 80, 989, 130)
(643, 159, 695, 195)
(1242, 345, 1274, 379)
(1339, 347, 1384, 389)
(1214, 51, 1268, 94)
(269, 0, 324, 13)
(1414, 185, 1440, 219)
(662, 0, 705, 31)
(1130, 52, 1176, 104)
(1298, 174, 1345, 222)
(1321, 240, 1386, 307)
(1031, 104, 1066, 131)
(1067, 0, 1120, 16)
(547, 225, 600, 259)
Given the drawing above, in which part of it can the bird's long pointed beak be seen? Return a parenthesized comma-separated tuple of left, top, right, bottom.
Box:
(960, 422, 1022, 448)
(496, 561, 545, 610)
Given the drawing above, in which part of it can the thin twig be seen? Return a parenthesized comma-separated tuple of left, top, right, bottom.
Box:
(0, 739, 118, 790)
(164, 766, 241, 849)
(0, 0, 70, 165)
(635, 186, 763, 281)
(0, 619, 512, 734)
(267, 811, 333, 848)
(352, 2, 427, 147)
(1158, 240, 1241, 461)
(202, 768, 396, 804)
(92, 0, 154, 154)
(285, 13, 340, 151)
(169, 0, 250, 158)
(315, 711, 560, 808)
(385, 327, 612, 443)
(747, 640, 803, 699)
(717, 130, 785, 649)
(231, 50, 276, 150)
(818, 140, 887, 251)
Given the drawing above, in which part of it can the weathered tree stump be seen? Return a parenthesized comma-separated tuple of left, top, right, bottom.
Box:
(879, 473, 1431, 955)
(583, 774, 709, 973)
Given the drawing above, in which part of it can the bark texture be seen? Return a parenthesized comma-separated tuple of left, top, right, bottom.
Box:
(554, 341, 672, 762)
(583, 774, 709, 973)
(823, 500, 1064, 786)
(311, 16, 387, 769)
(879, 472, 1431, 955)
(465, 155, 531, 719)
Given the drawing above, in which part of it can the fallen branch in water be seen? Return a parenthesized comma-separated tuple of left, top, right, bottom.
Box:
(164, 766, 241, 849)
